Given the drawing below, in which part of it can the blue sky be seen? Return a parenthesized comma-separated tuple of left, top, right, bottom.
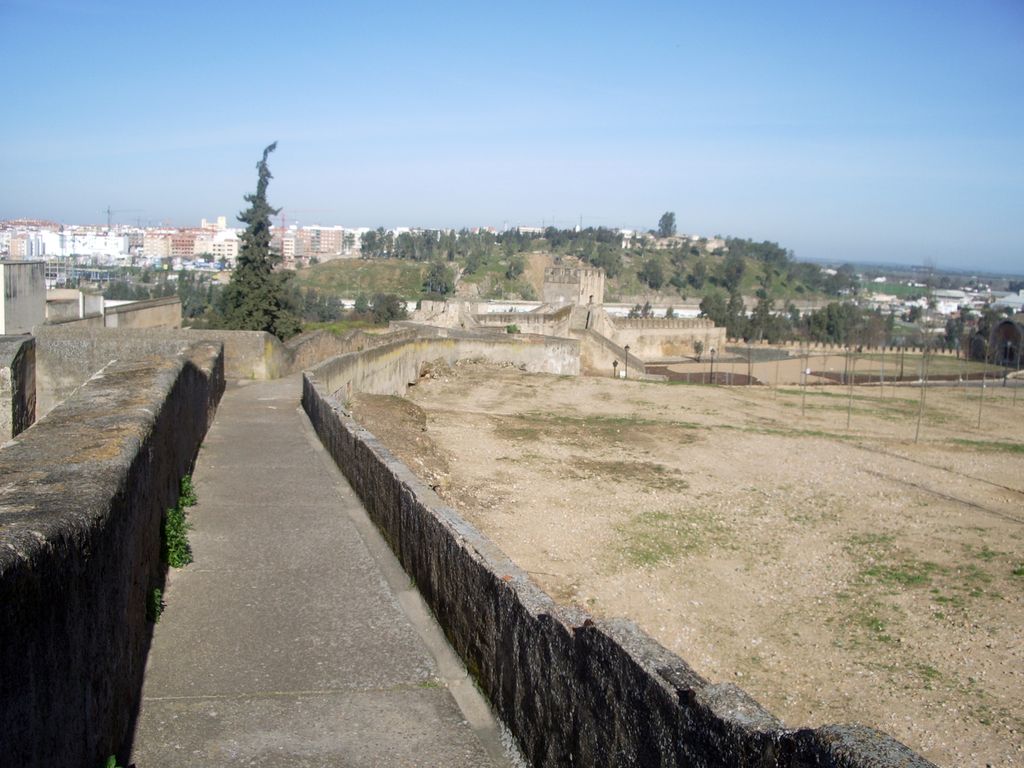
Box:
(2, 0, 1021, 271)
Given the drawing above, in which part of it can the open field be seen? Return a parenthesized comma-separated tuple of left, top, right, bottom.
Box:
(351, 362, 1024, 768)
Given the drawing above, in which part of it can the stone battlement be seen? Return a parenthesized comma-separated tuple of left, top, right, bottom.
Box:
(613, 317, 715, 330)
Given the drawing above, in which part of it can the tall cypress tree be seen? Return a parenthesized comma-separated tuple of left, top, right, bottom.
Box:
(221, 142, 299, 339)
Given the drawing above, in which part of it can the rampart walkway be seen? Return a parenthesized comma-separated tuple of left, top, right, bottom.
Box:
(130, 374, 508, 766)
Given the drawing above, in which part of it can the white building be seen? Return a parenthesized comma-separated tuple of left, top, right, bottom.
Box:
(211, 230, 239, 263)
(56, 229, 128, 260)
(932, 289, 968, 315)
(993, 289, 1024, 313)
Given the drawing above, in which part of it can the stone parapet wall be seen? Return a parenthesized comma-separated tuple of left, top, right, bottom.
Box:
(0, 343, 225, 768)
(33, 326, 414, 415)
(0, 336, 35, 438)
(302, 367, 935, 768)
(614, 324, 728, 361)
(33, 328, 291, 408)
(574, 327, 647, 378)
(284, 326, 419, 373)
(309, 330, 580, 404)
(104, 296, 182, 329)
(44, 311, 106, 328)
(474, 305, 574, 337)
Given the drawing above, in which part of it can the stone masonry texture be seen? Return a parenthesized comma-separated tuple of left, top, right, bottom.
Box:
(0, 343, 224, 768)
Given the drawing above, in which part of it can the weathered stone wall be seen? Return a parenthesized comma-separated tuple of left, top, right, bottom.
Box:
(542, 266, 605, 306)
(614, 327, 728, 360)
(309, 330, 580, 404)
(574, 327, 647, 378)
(45, 297, 82, 322)
(0, 343, 225, 768)
(302, 353, 935, 767)
(0, 336, 35, 438)
(32, 327, 284, 415)
(284, 326, 419, 373)
(474, 306, 574, 337)
(612, 318, 727, 361)
(44, 311, 106, 329)
(32, 326, 416, 417)
(1, 260, 46, 335)
(104, 296, 182, 329)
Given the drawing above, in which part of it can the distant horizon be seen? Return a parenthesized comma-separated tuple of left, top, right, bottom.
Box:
(5, 213, 1024, 278)
(2, 1, 1021, 273)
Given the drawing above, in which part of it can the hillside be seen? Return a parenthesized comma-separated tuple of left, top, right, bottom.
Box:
(295, 259, 427, 299)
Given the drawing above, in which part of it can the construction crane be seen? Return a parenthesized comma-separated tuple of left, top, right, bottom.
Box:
(104, 206, 143, 229)
(275, 208, 332, 227)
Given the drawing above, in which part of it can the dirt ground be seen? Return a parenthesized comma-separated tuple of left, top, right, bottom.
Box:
(350, 360, 1024, 768)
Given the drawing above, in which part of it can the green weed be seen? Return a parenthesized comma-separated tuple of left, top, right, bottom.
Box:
(863, 560, 940, 588)
(179, 474, 198, 507)
(617, 508, 726, 566)
(950, 438, 1024, 454)
(162, 474, 196, 568)
(163, 505, 193, 568)
(146, 588, 164, 623)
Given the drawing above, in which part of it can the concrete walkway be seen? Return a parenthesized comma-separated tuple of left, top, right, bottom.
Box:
(131, 375, 508, 766)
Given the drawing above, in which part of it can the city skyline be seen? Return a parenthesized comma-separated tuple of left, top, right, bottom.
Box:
(2, 0, 1021, 272)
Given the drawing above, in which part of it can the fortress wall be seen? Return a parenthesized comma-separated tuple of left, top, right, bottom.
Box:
(612, 317, 716, 330)
(586, 305, 620, 338)
(284, 326, 419, 373)
(309, 331, 579, 403)
(104, 296, 182, 329)
(0, 336, 35, 438)
(32, 326, 413, 417)
(0, 343, 224, 768)
(474, 306, 574, 337)
(574, 328, 647, 378)
(302, 363, 935, 768)
(613, 325, 728, 360)
(765, 341, 961, 356)
(45, 311, 106, 328)
(542, 266, 605, 306)
(33, 327, 286, 415)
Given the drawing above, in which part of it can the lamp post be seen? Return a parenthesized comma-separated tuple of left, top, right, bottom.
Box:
(709, 347, 716, 384)
(624, 345, 631, 379)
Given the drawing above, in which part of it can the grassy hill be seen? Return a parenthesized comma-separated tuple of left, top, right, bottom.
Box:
(602, 251, 825, 304)
(296, 259, 427, 299)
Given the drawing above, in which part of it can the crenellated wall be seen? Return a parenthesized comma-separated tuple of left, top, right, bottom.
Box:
(542, 266, 605, 306)
(613, 317, 717, 330)
(302, 346, 936, 768)
(0, 343, 225, 768)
